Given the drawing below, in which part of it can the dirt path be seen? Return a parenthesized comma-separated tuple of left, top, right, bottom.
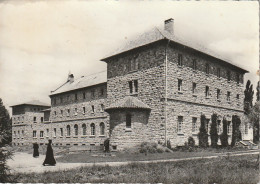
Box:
(7, 150, 259, 174)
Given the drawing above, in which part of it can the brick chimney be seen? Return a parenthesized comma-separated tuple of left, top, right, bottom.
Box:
(67, 73, 74, 83)
(164, 18, 174, 35)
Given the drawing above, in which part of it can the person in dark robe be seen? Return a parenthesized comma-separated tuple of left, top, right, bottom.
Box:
(43, 140, 56, 166)
(33, 143, 39, 157)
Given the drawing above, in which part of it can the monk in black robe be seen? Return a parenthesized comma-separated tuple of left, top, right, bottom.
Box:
(33, 143, 39, 157)
(43, 140, 56, 166)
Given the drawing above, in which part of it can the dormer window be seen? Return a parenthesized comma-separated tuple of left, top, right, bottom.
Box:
(129, 80, 138, 94)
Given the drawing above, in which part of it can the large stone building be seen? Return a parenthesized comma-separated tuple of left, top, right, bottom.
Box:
(12, 19, 252, 150)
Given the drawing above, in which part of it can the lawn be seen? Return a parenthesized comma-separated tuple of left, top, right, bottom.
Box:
(12, 154, 259, 183)
(56, 147, 254, 163)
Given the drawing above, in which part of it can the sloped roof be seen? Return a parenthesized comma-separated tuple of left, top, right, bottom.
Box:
(50, 70, 107, 96)
(10, 100, 50, 107)
(105, 96, 151, 111)
(101, 26, 248, 73)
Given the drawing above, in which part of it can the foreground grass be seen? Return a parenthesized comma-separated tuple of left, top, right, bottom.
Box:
(13, 154, 259, 183)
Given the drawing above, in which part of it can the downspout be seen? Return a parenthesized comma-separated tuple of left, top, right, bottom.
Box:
(165, 39, 170, 145)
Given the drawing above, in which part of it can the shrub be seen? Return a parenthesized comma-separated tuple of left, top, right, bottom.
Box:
(0, 147, 12, 182)
(231, 115, 242, 147)
(166, 139, 172, 150)
(139, 142, 163, 154)
(220, 117, 228, 147)
(198, 114, 208, 148)
(210, 113, 219, 148)
(188, 136, 195, 148)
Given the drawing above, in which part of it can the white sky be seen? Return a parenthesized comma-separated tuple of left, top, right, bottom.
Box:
(0, 0, 259, 114)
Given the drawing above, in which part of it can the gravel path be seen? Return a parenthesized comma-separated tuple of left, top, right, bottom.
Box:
(7, 150, 259, 174)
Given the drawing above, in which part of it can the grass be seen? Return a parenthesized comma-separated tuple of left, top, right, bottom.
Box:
(56, 147, 253, 163)
(12, 154, 259, 183)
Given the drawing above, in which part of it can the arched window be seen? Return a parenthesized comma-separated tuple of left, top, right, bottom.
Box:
(82, 124, 86, 135)
(67, 125, 70, 136)
(126, 114, 131, 128)
(90, 123, 95, 136)
(74, 124, 78, 136)
(100, 122, 105, 135)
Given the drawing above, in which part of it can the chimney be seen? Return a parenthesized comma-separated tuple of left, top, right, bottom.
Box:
(67, 73, 74, 83)
(164, 18, 174, 35)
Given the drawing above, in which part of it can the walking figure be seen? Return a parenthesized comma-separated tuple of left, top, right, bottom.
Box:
(43, 140, 56, 166)
(33, 142, 39, 157)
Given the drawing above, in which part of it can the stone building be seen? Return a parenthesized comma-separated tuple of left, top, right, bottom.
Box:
(12, 18, 253, 150)
(11, 100, 50, 146)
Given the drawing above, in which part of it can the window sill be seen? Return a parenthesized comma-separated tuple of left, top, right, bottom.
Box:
(217, 99, 221, 102)
(89, 135, 96, 138)
(227, 101, 231, 104)
(33, 137, 37, 139)
(206, 97, 210, 99)
(192, 94, 197, 97)
(66, 136, 71, 138)
(99, 135, 106, 137)
(178, 91, 183, 94)
(125, 128, 132, 132)
(40, 137, 44, 139)
(60, 136, 63, 138)
(129, 93, 138, 96)
(81, 135, 87, 137)
(53, 136, 56, 138)
(73, 136, 78, 138)
(177, 132, 184, 135)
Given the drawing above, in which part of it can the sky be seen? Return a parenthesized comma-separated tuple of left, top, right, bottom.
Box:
(0, 0, 259, 114)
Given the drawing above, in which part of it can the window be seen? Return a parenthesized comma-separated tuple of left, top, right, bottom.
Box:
(217, 68, 221, 78)
(91, 105, 95, 113)
(46, 129, 49, 137)
(74, 124, 78, 136)
(205, 86, 209, 98)
(22, 130, 24, 137)
(61, 110, 63, 116)
(227, 121, 232, 134)
(33, 117, 37, 123)
(178, 79, 182, 92)
(83, 107, 86, 114)
(236, 94, 240, 100)
(205, 63, 209, 74)
(129, 59, 139, 71)
(60, 97, 63, 103)
(192, 82, 197, 94)
(217, 89, 220, 100)
(54, 111, 57, 116)
(91, 90, 95, 98)
(129, 81, 133, 94)
(67, 125, 71, 136)
(227, 70, 231, 81)
(67, 109, 70, 116)
(245, 122, 248, 135)
(192, 59, 197, 70)
(192, 117, 197, 133)
(60, 128, 63, 137)
(14, 131, 16, 137)
(82, 124, 86, 135)
(74, 108, 78, 115)
(33, 131, 36, 138)
(90, 123, 95, 135)
(126, 114, 132, 128)
(40, 131, 44, 138)
(18, 131, 20, 138)
(227, 91, 231, 102)
(236, 73, 240, 84)
(134, 80, 138, 93)
(178, 54, 183, 66)
(100, 104, 104, 112)
(100, 122, 105, 135)
(83, 92, 86, 99)
(54, 128, 56, 137)
(217, 120, 221, 134)
(177, 116, 183, 133)
(41, 117, 43, 122)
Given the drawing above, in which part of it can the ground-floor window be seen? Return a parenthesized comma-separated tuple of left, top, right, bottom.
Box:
(33, 130, 36, 138)
(91, 123, 95, 135)
(74, 124, 78, 136)
(192, 117, 197, 133)
(100, 122, 105, 135)
(60, 128, 63, 137)
(54, 128, 57, 137)
(40, 131, 44, 137)
(177, 116, 183, 133)
(67, 125, 71, 136)
(82, 124, 86, 135)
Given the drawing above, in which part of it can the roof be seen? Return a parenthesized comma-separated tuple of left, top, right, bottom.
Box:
(50, 70, 107, 96)
(10, 100, 50, 107)
(101, 26, 248, 73)
(105, 96, 151, 111)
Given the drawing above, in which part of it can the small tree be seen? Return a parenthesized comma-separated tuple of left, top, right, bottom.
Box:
(248, 101, 260, 143)
(244, 80, 254, 115)
(198, 114, 208, 148)
(220, 117, 228, 147)
(104, 138, 110, 152)
(231, 115, 242, 147)
(0, 99, 12, 145)
(210, 113, 218, 148)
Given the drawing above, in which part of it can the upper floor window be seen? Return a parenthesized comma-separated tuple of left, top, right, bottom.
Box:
(129, 80, 138, 94)
(74, 108, 78, 115)
(33, 130, 36, 138)
(41, 117, 43, 122)
(54, 111, 57, 116)
(178, 79, 182, 92)
(75, 93, 78, 101)
(53, 128, 56, 137)
(82, 124, 86, 135)
(33, 117, 37, 123)
(91, 105, 95, 113)
(129, 81, 133, 94)
(90, 123, 95, 135)
(46, 129, 49, 137)
(101, 104, 104, 112)
(236, 94, 240, 100)
(227, 91, 231, 102)
(217, 89, 220, 100)
(67, 109, 70, 116)
(61, 110, 63, 116)
(227, 70, 231, 81)
(129, 59, 139, 72)
(178, 54, 183, 66)
(217, 120, 221, 134)
(60, 128, 63, 137)
(177, 116, 183, 133)
(134, 80, 138, 93)
(66, 125, 70, 136)
(40, 131, 44, 138)
(192, 117, 197, 133)
(74, 124, 78, 136)
(217, 68, 221, 78)
(205, 63, 209, 74)
(126, 114, 132, 128)
(192, 59, 197, 70)
(192, 82, 197, 94)
(83, 107, 86, 114)
(205, 86, 209, 98)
